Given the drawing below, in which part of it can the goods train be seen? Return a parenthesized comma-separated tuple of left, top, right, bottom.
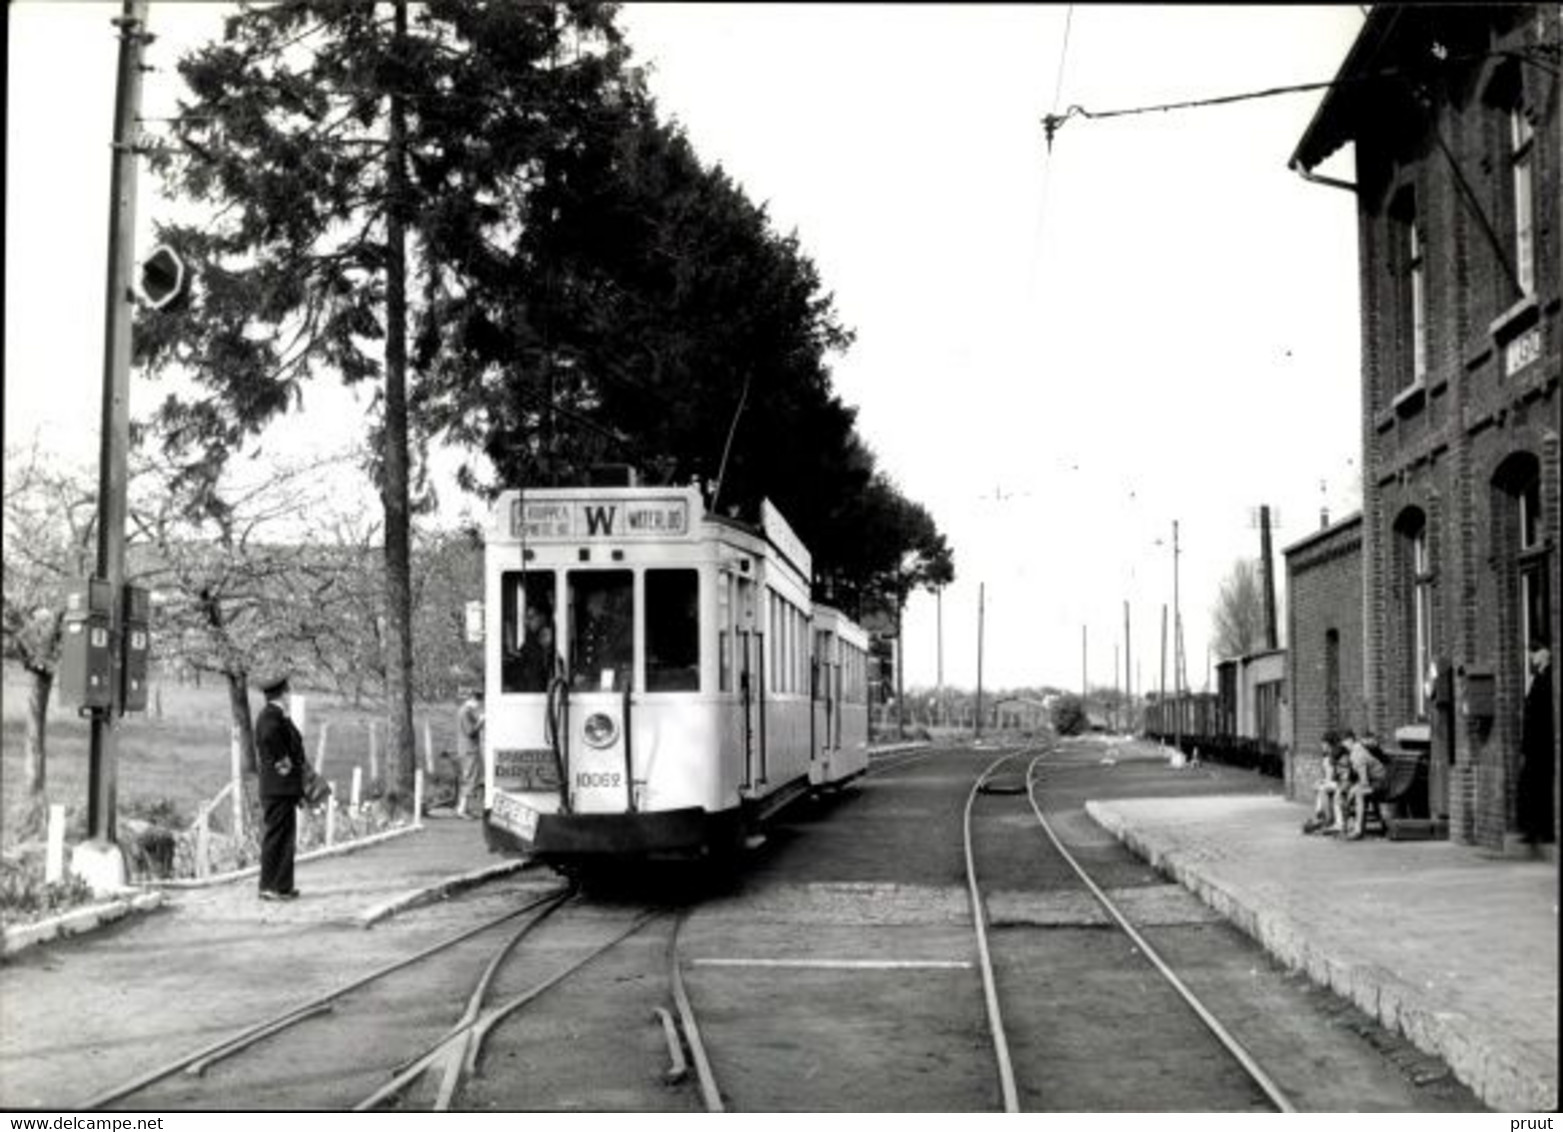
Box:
(1140, 649, 1286, 777)
(480, 482, 871, 864)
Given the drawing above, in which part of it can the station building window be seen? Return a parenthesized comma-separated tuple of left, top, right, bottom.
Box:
(1510, 106, 1535, 296)
(1389, 186, 1427, 390)
(1394, 507, 1432, 720)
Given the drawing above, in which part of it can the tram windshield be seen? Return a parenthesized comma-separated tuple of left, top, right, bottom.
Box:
(569, 570, 634, 692)
(500, 571, 558, 694)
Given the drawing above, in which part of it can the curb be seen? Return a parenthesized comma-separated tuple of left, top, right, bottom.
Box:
(1086, 800, 1556, 1113)
(356, 858, 536, 927)
(148, 822, 424, 890)
(2, 890, 167, 958)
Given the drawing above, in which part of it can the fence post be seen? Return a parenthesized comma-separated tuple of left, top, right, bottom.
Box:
(414, 769, 425, 828)
(195, 819, 210, 879)
(316, 721, 331, 778)
(352, 766, 363, 810)
(325, 792, 337, 847)
(368, 722, 380, 784)
(423, 719, 435, 774)
(46, 805, 66, 884)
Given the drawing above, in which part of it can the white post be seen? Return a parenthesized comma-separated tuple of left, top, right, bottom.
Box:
(316, 721, 330, 777)
(351, 766, 363, 810)
(195, 820, 210, 879)
(289, 693, 307, 739)
(325, 793, 337, 847)
(46, 805, 66, 884)
(368, 722, 380, 783)
(414, 768, 425, 827)
(423, 719, 435, 774)
(230, 723, 246, 837)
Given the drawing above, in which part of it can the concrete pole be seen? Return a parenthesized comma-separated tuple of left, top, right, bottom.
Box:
(975, 584, 985, 742)
(1173, 520, 1182, 756)
(78, 0, 149, 892)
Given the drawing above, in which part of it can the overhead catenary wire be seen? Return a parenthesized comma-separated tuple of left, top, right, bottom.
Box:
(1042, 41, 1561, 149)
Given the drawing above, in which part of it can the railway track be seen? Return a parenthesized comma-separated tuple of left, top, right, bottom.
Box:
(79, 879, 721, 1113)
(962, 745, 1298, 1113)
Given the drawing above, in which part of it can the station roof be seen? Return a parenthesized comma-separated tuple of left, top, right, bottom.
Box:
(1290, 6, 1404, 173)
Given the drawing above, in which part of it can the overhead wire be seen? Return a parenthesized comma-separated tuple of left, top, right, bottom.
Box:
(1041, 41, 1561, 147)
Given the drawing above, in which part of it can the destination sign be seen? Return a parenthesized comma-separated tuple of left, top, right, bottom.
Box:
(508, 498, 690, 541)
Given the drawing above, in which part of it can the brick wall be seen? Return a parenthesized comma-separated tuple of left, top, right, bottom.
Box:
(1284, 515, 1364, 801)
(1344, 6, 1561, 847)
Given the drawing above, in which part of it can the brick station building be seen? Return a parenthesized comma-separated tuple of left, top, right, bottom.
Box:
(1291, 5, 1559, 849)
(1284, 512, 1366, 801)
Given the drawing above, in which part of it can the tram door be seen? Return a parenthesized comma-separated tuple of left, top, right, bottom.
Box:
(733, 576, 761, 789)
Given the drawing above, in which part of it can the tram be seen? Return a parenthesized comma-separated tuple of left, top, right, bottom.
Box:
(480, 482, 871, 863)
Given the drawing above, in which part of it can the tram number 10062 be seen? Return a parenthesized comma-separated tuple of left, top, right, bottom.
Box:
(575, 771, 622, 789)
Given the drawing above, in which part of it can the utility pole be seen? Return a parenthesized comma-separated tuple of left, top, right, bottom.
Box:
(1113, 643, 1120, 733)
(1172, 520, 1182, 756)
(1081, 624, 1087, 700)
(936, 586, 944, 724)
(975, 583, 985, 742)
(1258, 504, 1278, 650)
(1159, 603, 1167, 737)
(79, 0, 151, 891)
(1123, 599, 1131, 732)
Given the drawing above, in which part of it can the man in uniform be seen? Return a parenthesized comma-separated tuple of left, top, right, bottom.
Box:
(254, 671, 305, 900)
(455, 686, 485, 819)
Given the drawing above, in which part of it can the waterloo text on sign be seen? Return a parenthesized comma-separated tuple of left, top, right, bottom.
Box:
(509, 497, 690, 542)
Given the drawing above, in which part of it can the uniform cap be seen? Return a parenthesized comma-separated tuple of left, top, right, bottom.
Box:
(257, 671, 291, 697)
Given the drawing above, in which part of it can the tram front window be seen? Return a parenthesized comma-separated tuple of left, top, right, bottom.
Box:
(647, 569, 700, 692)
(501, 571, 557, 694)
(570, 571, 633, 692)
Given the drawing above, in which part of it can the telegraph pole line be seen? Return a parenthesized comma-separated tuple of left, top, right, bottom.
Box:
(975, 583, 985, 742)
(1172, 520, 1182, 756)
(1123, 599, 1131, 730)
(81, 0, 151, 890)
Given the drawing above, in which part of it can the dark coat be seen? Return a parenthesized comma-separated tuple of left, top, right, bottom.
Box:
(1518, 663, 1554, 840)
(255, 700, 306, 799)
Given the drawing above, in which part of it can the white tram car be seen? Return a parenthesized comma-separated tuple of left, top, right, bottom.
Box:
(481, 483, 871, 861)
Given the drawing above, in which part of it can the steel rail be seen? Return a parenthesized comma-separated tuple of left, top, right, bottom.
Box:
(355, 908, 663, 1112)
(79, 884, 568, 1110)
(862, 746, 943, 778)
(963, 751, 1023, 1113)
(668, 909, 724, 1112)
(385, 887, 576, 1078)
(1023, 753, 1298, 1113)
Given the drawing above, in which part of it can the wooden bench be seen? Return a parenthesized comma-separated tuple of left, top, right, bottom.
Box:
(1360, 749, 1430, 835)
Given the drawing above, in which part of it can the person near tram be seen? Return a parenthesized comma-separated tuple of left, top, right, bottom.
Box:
(254, 671, 307, 900)
(454, 686, 485, 820)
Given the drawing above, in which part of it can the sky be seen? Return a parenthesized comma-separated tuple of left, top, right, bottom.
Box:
(5, 4, 1368, 696)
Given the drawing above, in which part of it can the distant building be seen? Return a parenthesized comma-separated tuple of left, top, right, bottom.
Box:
(1283, 512, 1365, 801)
(1292, 6, 1559, 849)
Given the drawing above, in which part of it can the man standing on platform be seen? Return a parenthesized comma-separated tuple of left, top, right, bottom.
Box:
(254, 671, 305, 900)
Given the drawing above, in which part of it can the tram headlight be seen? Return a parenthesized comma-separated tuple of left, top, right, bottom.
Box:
(583, 712, 618, 748)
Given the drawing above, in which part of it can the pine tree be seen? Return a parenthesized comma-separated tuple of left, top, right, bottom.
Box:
(137, 1, 638, 806)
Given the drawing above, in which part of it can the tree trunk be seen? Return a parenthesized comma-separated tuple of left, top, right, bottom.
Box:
(226, 669, 255, 775)
(25, 666, 52, 795)
(380, 0, 417, 808)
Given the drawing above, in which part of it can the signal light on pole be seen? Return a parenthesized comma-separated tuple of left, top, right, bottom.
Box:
(137, 244, 185, 309)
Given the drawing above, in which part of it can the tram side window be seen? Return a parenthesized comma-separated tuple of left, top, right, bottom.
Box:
(718, 573, 732, 693)
(500, 571, 558, 694)
(569, 570, 634, 692)
(646, 569, 700, 692)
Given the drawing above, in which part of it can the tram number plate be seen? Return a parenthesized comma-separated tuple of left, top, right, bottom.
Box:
(491, 793, 539, 841)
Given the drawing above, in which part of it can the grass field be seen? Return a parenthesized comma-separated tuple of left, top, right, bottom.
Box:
(2, 664, 467, 847)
